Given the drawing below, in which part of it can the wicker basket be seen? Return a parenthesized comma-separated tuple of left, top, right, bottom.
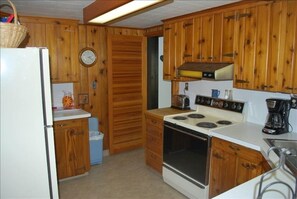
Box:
(0, 0, 27, 48)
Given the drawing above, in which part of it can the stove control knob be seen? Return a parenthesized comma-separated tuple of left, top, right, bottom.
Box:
(218, 101, 224, 108)
(236, 104, 242, 111)
(231, 103, 237, 110)
(223, 102, 229, 108)
(207, 99, 211, 105)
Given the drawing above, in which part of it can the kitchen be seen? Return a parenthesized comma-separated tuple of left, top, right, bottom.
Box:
(1, 0, 297, 199)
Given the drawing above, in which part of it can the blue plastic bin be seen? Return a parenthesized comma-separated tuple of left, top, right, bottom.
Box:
(88, 117, 104, 165)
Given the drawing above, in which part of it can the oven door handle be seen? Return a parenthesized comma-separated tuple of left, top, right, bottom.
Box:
(165, 125, 208, 141)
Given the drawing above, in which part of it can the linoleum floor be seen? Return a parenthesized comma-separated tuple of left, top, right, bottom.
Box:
(59, 148, 187, 199)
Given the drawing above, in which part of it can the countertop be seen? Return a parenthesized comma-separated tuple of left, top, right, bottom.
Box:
(53, 109, 91, 121)
(145, 107, 193, 119)
(211, 123, 297, 199)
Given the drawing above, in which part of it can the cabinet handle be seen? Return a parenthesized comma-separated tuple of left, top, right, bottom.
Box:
(197, 55, 204, 59)
(213, 152, 225, 160)
(222, 52, 236, 57)
(241, 163, 256, 170)
(71, 130, 84, 136)
(184, 54, 192, 58)
(229, 144, 240, 151)
(285, 87, 294, 90)
(183, 23, 193, 28)
(224, 15, 237, 20)
(164, 27, 172, 31)
(235, 79, 250, 84)
(261, 85, 273, 90)
(238, 13, 252, 19)
(57, 124, 66, 127)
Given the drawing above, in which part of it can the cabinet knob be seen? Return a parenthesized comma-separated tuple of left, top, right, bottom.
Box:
(213, 152, 225, 160)
(235, 79, 249, 84)
(261, 85, 273, 90)
(229, 144, 240, 151)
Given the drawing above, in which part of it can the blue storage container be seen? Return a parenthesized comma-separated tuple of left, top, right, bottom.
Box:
(88, 117, 104, 165)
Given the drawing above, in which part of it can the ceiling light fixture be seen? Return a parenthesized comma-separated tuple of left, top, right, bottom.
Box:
(84, 0, 172, 25)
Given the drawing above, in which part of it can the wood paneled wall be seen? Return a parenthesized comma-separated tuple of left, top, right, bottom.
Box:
(75, 25, 144, 150)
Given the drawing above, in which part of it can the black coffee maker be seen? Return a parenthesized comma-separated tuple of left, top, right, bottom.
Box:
(262, 98, 291, 134)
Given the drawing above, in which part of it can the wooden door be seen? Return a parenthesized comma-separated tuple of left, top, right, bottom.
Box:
(213, 13, 223, 62)
(107, 35, 146, 154)
(182, 18, 194, 62)
(200, 14, 214, 62)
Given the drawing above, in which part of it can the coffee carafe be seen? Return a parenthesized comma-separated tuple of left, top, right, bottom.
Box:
(262, 98, 291, 134)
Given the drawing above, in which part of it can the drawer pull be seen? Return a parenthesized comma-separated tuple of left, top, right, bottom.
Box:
(241, 163, 256, 170)
(213, 152, 225, 160)
(58, 124, 66, 127)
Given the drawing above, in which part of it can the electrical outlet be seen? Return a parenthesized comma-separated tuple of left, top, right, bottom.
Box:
(78, 94, 89, 105)
(291, 96, 297, 109)
(185, 82, 189, 91)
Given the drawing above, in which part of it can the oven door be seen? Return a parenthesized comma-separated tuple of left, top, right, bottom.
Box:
(163, 121, 211, 186)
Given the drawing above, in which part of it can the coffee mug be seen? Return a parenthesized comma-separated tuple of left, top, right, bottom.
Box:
(211, 89, 220, 98)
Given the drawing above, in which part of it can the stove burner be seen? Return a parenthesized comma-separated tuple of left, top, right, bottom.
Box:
(217, 120, 232, 125)
(196, 122, 218, 128)
(173, 116, 187, 120)
(187, 114, 205, 119)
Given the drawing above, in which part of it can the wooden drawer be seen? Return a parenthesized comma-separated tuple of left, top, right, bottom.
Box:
(146, 116, 163, 128)
(146, 149, 162, 173)
(54, 119, 85, 129)
(146, 134, 162, 155)
(146, 124, 163, 139)
(212, 137, 262, 162)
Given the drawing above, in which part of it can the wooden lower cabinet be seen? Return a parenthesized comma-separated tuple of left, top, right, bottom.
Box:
(54, 118, 90, 179)
(145, 114, 163, 173)
(209, 137, 270, 198)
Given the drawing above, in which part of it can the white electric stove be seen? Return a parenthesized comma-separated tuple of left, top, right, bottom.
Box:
(163, 95, 246, 199)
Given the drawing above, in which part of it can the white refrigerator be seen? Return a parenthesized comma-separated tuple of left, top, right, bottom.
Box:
(0, 48, 59, 198)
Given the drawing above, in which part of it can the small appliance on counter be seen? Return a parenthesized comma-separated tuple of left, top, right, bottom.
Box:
(171, 94, 190, 110)
(262, 98, 291, 135)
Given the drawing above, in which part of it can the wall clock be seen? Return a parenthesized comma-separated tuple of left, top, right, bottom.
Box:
(79, 47, 97, 67)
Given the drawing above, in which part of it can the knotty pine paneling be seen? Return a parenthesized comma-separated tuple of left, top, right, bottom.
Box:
(75, 25, 109, 149)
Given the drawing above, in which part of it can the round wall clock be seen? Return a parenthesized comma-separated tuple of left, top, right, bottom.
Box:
(79, 47, 97, 67)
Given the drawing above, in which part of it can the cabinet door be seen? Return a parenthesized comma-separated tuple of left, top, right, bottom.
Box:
(163, 23, 175, 80)
(280, 1, 297, 93)
(54, 119, 90, 179)
(222, 11, 237, 62)
(236, 157, 263, 185)
(234, 7, 257, 89)
(209, 148, 237, 198)
(200, 15, 214, 61)
(182, 19, 194, 62)
(46, 24, 79, 83)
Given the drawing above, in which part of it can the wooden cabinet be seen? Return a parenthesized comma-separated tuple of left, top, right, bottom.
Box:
(46, 23, 79, 83)
(54, 118, 90, 179)
(193, 13, 223, 62)
(163, 20, 197, 81)
(233, 1, 297, 94)
(145, 114, 163, 173)
(19, 16, 79, 83)
(209, 137, 270, 198)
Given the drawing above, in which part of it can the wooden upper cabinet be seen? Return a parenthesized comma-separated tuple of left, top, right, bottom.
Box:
(163, 23, 175, 80)
(163, 20, 195, 81)
(46, 24, 79, 83)
(193, 13, 223, 62)
(280, 1, 297, 94)
(19, 17, 79, 83)
(222, 11, 236, 62)
(234, 6, 258, 90)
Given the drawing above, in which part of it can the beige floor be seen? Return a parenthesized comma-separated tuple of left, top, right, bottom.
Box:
(59, 148, 188, 199)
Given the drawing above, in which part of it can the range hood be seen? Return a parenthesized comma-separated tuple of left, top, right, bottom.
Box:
(178, 62, 234, 80)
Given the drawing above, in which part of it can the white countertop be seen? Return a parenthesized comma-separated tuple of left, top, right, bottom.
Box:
(53, 109, 91, 121)
(210, 122, 297, 199)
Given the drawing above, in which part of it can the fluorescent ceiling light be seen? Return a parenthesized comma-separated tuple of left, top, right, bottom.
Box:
(88, 0, 166, 24)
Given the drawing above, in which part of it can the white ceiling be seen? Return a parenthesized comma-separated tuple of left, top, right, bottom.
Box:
(3, 0, 240, 28)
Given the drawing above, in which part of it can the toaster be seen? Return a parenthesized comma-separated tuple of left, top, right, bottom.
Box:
(171, 95, 190, 110)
